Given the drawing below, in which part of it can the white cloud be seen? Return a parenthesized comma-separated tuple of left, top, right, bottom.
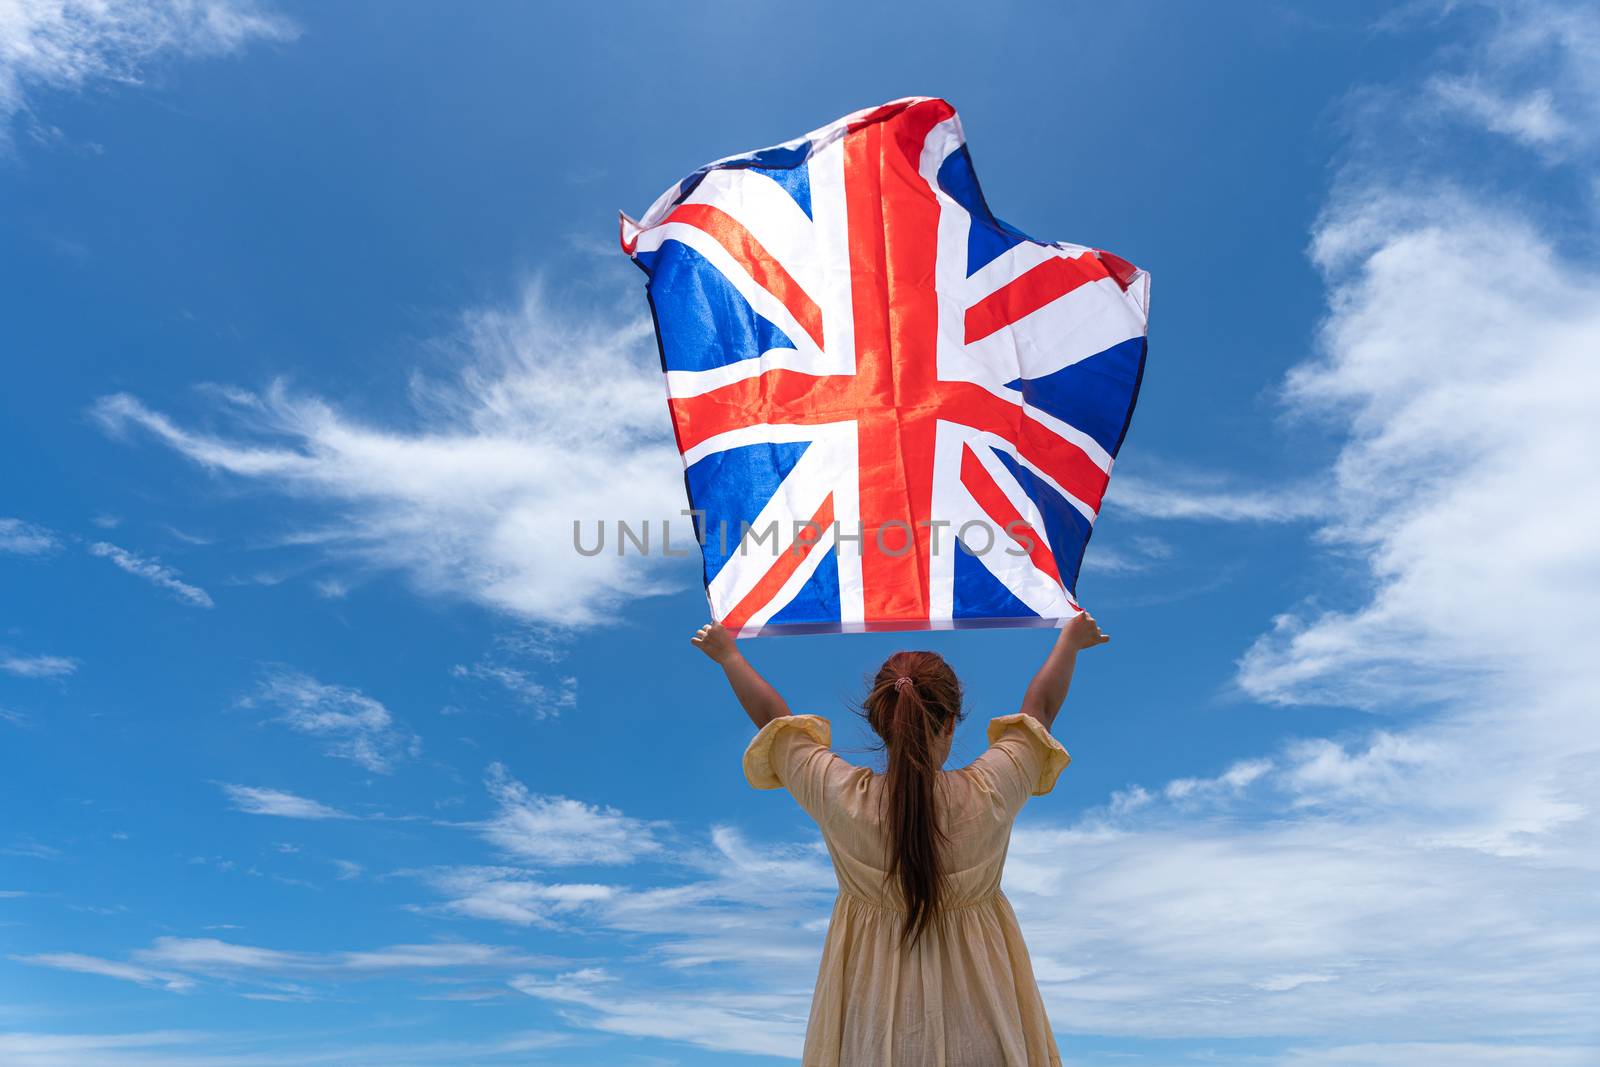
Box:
(1232, 190, 1600, 855)
(1245, 190, 1600, 706)
(1276, 733, 1444, 809)
(1161, 757, 1272, 804)
(477, 762, 664, 866)
(0, 653, 77, 678)
(1418, 0, 1600, 159)
(0, 518, 57, 554)
(218, 784, 352, 821)
(991, 810, 1600, 1040)
(88, 541, 212, 608)
(0, 0, 296, 148)
(92, 284, 693, 627)
(245, 670, 419, 773)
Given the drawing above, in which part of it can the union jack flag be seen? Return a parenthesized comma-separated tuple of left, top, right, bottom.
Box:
(622, 97, 1150, 636)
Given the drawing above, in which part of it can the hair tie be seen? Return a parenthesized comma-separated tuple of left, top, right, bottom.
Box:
(894, 675, 914, 694)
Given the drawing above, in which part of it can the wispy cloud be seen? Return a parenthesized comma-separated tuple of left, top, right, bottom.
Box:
(1105, 474, 1326, 522)
(450, 662, 576, 719)
(91, 285, 692, 627)
(0, 653, 77, 679)
(1276, 1042, 1600, 1067)
(0, 0, 297, 149)
(432, 870, 614, 927)
(244, 670, 419, 773)
(161, 525, 213, 546)
(0, 1027, 572, 1067)
(132, 936, 546, 976)
(218, 785, 352, 821)
(477, 762, 664, 866)
(1079, 533, 1176, 576)
(0, 518, 57, 555)
(511, 967, 806, 1059)
(416, 824, 833, 1057)
(312, 577, 347, 599)
(1428, 77, 1572, 149)
(88, 542, 212, 608)
(1420, 0, 1600, 160)
(2, 837, 60, 860)
(15, 935, 557, 1009)
(8, 953, 193, 992)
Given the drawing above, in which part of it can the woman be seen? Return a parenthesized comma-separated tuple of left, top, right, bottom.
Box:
(691, 612, 1109, 1066)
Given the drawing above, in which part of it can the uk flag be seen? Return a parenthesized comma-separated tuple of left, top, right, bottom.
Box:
(621, 98, 1150, 636)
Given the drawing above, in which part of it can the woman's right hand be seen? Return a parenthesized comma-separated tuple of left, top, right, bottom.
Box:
(1021, 610, 1106, 727)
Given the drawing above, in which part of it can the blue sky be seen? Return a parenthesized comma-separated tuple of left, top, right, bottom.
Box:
(3, 2, 1598, 1065)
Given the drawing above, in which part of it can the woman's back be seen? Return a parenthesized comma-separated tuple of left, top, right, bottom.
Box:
(745, 711, 1070, 1066)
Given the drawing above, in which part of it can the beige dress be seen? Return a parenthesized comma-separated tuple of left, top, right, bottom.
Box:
(744, 712, 1071, 1066)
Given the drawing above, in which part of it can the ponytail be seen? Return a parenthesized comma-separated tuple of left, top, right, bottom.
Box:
(864, 651, 964, 948)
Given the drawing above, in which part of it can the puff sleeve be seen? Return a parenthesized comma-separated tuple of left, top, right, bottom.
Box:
(742, 714, 849, 825)
(971, 713, 1071, 816)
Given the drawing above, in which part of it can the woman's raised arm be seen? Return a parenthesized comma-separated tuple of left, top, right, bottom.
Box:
(1019, 611, 1109, 731)
(691, 621, 792, 729)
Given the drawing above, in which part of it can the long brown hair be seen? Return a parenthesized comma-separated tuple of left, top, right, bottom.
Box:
(863, 650, 965, 949)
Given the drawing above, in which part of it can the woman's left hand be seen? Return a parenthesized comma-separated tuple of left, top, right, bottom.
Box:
(691, 621, 739, 664)
(1063, 610, 1110, 651)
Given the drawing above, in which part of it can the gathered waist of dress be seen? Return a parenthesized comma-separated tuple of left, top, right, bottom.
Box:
(836, 886, 1005, 915)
